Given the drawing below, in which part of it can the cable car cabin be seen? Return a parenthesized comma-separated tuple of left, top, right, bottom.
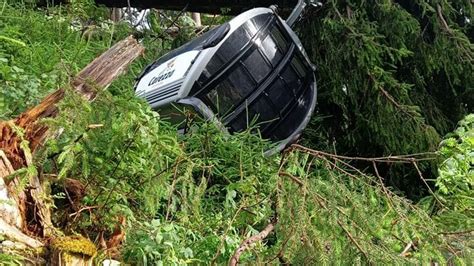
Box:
(134, 2, 317, 154)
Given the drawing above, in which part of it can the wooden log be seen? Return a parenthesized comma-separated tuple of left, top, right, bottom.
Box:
(0, 36, 144, 239)
(51, 251, 93, 266)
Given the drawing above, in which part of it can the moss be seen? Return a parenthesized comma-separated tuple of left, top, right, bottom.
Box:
(50, 236, 97, 257)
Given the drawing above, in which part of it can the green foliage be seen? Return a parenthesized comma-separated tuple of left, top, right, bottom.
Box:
(437, 114, 474, 200)
(0, 252, 24, 266)
(120, 128, 472, 264)
(300, 0, 473, 196)
(429, 114, 474, 235)
(0, 0, 138, 119)
(122, 219, 198, 265)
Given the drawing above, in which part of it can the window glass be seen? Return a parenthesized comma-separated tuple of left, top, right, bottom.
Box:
(157, 103, 200, 130)
(243, 50, 271, 83)
(261, 33, 283, 67)
(249, 97, 279, 126)
(206, 66, 256, 115)
(281, 63, 302, 94)
(291, 55, 307, 78)
(219, 25, 251, 61)
(266, 79, 292, 111)
(270, 27, 289, 52)
(205, 54, 226, 78)
(247, 14, 270, 36)
(230, 109, 249, 132)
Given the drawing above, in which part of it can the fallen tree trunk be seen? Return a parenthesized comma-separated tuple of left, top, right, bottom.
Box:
(0, 36, 144, 243)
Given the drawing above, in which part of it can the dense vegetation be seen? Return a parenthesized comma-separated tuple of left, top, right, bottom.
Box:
(0, 0, 472, 264)
(300, 0, 473, 197)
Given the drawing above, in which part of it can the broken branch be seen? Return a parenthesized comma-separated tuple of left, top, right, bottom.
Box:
(229, 217, 277, 266)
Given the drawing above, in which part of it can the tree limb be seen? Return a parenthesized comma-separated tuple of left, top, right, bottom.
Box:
(229, 217, 277, 266)
(337, 220, 370, 263)
(0, 219, 43, 249)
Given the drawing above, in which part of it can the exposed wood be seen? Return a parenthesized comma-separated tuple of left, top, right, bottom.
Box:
(0, 219, 43, 249)
(0, 36, 144, 239)
(229, 218, 277, 266)
(3, 36, 144, 168)
(0, 150, 22, 228)
(400, 241, 415, 257)
(95, 0, 297, 14)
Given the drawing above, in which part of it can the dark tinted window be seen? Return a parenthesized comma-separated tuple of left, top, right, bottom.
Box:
(261, 33, 284, 67)
(249, 97, 279, 126)
(243, 50, 271, 83)
(219, 24, 252, 61)
(270, 27, 289, 52)
(157, 103, 201, 129)
(266, 78, 292, 111)
(146, 23, 230, 72)
(271, 87, 313, 140)
(207, 65, 256, 115)
(230, 111, 248, 132)
(292, 55, 307, 78)
(281, 63, 302, 95)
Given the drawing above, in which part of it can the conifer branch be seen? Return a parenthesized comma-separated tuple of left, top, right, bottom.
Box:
(412, 161, 444, 207)
(229, 217, 277, 266)
(212, 203, 246, 264)
(337, 220, 370, 263)
(372, 161, 395, 209)
(291, 144, 437, 163)
(436, 4, 453, 34)
(278, 171, 304, 187)
(166, 159, 183, 221)
(265, 227, 294, 264)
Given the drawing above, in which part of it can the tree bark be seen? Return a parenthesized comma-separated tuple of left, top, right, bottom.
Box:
(0, 151, 42, 249)
(0, 150, 23, 230)
(0, 36, 144, 241)
(229, 218, 277, 266)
